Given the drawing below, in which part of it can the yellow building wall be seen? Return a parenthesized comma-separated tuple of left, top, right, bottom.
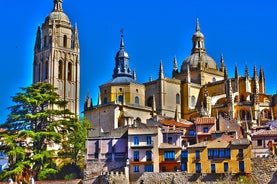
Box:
(188, 145, 251, 174)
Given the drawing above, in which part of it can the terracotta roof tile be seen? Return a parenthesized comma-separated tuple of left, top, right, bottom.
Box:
(160, 119, 193, 128)
(194, 117, 216, 125)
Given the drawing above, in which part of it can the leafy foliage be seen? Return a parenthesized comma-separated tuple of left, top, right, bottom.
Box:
(58, 118, 91, 167)
(0, 82, 84, 182)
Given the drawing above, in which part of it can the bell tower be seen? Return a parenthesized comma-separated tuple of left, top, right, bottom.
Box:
(33, 0, 80, 115)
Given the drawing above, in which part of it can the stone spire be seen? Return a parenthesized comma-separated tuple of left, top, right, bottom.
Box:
(159, 60, 164, 79)
(53, 0, 63, 12)
(84, 91, 92, 109)
(220, 54, 226, 72)
(245, 64, 249, 79)
(253, 65, 259, 102)
(34, 26, 41, 52)
(172, 56, 178, 77)
(224, 67, 228, 80)
(259, 66, 265, 93)
(235, 65, 239, 79)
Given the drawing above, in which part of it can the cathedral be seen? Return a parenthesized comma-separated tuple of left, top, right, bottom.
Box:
(84, 19, 275, 132)
(33, 0, 80, 115)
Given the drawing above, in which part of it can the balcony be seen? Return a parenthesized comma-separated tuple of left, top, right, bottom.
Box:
(130, 143, 153, 149)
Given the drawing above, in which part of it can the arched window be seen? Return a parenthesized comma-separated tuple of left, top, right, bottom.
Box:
(176, 93, 180, 104)
(58, 60, 63, 79)
(118, 95, 123, 103)
(135, 96, 139, 104)
(191, 96, 195, 108)
(67, 62, 72, 81)
(45, 60, 49, 79)
(212, 77, 216, 82)
(63, 35, 67, 48)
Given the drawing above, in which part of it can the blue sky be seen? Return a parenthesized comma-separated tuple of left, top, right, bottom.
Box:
(0, 0, 277, 123)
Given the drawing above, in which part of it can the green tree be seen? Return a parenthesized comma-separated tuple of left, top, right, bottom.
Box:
(59, 117, 91, 167)
(0, 82, 77, 181)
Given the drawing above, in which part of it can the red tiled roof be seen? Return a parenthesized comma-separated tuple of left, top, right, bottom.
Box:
(160, 119, 193, 128)
(252, 128, 277, 137)
(194, 117, 216, 125)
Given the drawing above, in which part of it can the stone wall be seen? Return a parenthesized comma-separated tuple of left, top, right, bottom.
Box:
(83, 156, 277, 183)
(251, 156, 277, 184)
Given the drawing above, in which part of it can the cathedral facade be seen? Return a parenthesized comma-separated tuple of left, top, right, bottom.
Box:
(33, 0, 80, 115)
(84, 19, 275, 132)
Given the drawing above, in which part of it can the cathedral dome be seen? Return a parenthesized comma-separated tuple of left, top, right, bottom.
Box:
(181, 19, 218, 72)
(45, 11, 70, 24)
(181, 52, 217, 71)
(44, 0, 70, 25)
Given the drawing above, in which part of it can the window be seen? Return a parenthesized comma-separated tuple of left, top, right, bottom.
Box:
(164, 151, 175, 161)
(134, 165, 139, 172)
(135, 96, 139, 104)
(203, 127, 209, 133)
(133, 137, 139, 145)
(144, 165, 153, 172)
(181, 163, 187, 172)
(257, 139, 263, 146)
(189, 130, 196, 136)
(195, 150, 200, 160)
(196, 163, 201, 173)
(146, 136, 152, 145)
(118, 95, 123, 103)
(211, 164, 216, 173)
(58, 60, 63, 79)
(146, 151, 152, 161)
(67, 62, 72, 81)
(168, 137, 173, 144)
(238, 149, 243, 158)
(239, 161, 245, 172)
(191, 96, 195, 108)
(224, 162, 228, 172)
(103, 97, 107, 104)
(63, 35, 67, 48)
(134, 151, 139, 161)
(208, 149, 231, 160)
(176, 93, 180, 104)
(212, 77, 216, 82)
(181, 151, 188, 159)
